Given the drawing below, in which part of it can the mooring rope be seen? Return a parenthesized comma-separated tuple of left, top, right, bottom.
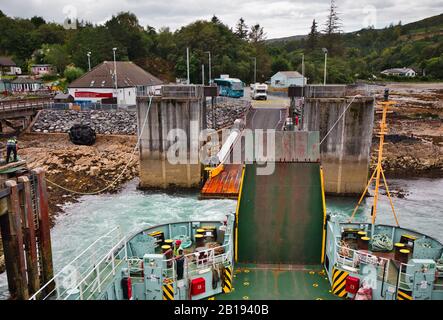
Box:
(45, 95, 153, 195)
(319, 95, 358, 146)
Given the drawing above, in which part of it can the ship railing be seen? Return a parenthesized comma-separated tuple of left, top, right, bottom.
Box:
(335, 241, 391, 283)
(30, 226, 125, 300)
(70, 238, 128, 300)
(161, 238, 233, 283)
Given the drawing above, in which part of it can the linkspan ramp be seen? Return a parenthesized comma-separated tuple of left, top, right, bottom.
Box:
(235, 131, 325, 265)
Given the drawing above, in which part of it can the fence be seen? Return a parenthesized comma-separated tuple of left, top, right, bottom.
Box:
(47, 103, 137, 112)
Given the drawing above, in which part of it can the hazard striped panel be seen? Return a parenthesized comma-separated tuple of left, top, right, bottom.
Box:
(397, 288, 413, 300)
(162, 282, 174, 300)
(222, 266, 233, 293)
(332, 267, 349, 298)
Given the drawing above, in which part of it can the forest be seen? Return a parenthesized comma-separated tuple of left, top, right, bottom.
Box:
(0, 3, 442, 85)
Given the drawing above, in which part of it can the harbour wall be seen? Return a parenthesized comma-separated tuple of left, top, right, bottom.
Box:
(137, 86, 206, 189)
(302, 85, 375, 195)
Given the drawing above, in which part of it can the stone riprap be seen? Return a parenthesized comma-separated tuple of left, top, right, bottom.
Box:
(32, 110, 137, 135)
(207, 100, 251, 130)
(33, 101, 250, 136)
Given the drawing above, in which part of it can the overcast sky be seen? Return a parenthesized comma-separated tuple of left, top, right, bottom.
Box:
(1, 0, 442, 38)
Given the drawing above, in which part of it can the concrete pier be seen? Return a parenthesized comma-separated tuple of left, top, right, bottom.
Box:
(302, 85, 375, 195)
(137, 85, 206, 189)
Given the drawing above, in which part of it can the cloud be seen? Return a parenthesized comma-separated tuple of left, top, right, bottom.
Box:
(1, 0, 441, 38)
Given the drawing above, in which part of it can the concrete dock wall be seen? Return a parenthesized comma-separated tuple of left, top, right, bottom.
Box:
(302, 85, 375, 195)
(137, 86, 206, 189)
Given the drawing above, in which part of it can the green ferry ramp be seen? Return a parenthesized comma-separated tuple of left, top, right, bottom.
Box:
(219, 130, 337, 300)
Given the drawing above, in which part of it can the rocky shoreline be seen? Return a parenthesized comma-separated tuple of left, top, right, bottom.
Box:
(32, 100, 251, 134)
(370, 83, 443, 178)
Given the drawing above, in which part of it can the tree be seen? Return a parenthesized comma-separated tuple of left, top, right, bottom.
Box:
(42, 44, 70, 73)
(235, 18, 248, 40)
(249, 24, 266, 43)
(105, 12, 151, 60)
(323, 0, 343, 54)
(323, 0, 342, 36)
(211, 15, 221, 24)
(306, 19, 319, 50)
(30, 16, 46, 27)
(64, 65, 84, 83)
(271, 56, 290, 75)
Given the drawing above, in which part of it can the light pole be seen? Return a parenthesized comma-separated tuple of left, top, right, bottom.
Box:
(301, 53, 305, 83)
(112, 48, 118, 89)
(205, 51, 211, 85)
(201, 64, 205, 85)
(112, 47, 118, 106)
(252, 57, 257, 84)
(322, 48, 328, 85)
(87, 51, 91, 71)
(186, 47, 190, 84)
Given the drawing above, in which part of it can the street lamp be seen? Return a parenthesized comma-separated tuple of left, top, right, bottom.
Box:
(112, 48, 118, 90)
(87, 51, 91, 71)
(322, 48, 328, 85)
(204, 51, 211, 85)
(252, 57, 257, 84)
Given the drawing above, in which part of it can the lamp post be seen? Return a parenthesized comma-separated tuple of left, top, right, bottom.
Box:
(112, 48, 118, 89)
(201, 64, 205, 85)
(252, 57, 257, 84)
(301, 53, 305, 83)
(87, 52, 91, 71)
(112, 47, 118, 106)
(322, 48, 328, 85)
(186, 47, 190, 84)
(205, 51, 212, 85)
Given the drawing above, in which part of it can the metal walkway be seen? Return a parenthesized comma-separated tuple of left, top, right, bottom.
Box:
(200, 107, 286, 199)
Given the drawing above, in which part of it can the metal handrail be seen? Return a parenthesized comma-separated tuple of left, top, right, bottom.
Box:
(336, 241, 390, 265)
(72, 243, 128, 300)
(29, 227, 122, 300)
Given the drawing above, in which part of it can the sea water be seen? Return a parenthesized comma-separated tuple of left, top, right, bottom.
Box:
(1, 177, 442, 299)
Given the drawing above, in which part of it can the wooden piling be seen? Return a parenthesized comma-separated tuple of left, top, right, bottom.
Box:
(32, 168, 55, 294)
(31, 168, 55, 295)
(18, 176, 40, 295)
(0, 180, 29, 299)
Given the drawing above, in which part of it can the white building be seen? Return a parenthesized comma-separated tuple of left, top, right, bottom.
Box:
(270, 71, 306, 88)
(381, 68, 416, 78)
(11, 77, 43, 92)
(68, 61, 163, 106)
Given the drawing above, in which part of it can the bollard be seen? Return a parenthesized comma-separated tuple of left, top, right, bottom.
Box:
(0, 180, 29, 299)
(18, 176, 40, 295)
(31, 168, 55, 295)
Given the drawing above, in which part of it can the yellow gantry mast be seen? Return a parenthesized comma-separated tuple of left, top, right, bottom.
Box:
(349, 89, 400, 233)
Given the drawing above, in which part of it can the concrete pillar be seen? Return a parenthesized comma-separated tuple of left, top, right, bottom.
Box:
(31, 168, 54, 294)
(0, 180, 29, 299)
(137, 85, 206, 189)
(18, 176, 40, 295)
(302, 85, 375, 195)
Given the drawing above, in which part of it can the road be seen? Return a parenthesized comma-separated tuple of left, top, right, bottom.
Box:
(242, 87, 290, 109)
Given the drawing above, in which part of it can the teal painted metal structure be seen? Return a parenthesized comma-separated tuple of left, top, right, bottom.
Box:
(324, 218, 443, 300)
(213, 78, 244, 98)
(30, 214, 236, 300)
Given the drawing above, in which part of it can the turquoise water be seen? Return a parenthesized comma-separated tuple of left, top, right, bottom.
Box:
(1, 177, 442, 299)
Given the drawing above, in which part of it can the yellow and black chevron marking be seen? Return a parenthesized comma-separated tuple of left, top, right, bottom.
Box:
(162, 283, 174, 300)
(331, 267, 349, 298)
(223, 266, 233, 293)
(397, 289, 413, 300)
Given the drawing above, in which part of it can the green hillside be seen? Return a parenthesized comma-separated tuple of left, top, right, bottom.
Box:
(0, 8, 442, 85)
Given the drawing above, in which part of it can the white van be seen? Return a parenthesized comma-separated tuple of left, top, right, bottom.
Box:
(250, 83, 268, 100)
